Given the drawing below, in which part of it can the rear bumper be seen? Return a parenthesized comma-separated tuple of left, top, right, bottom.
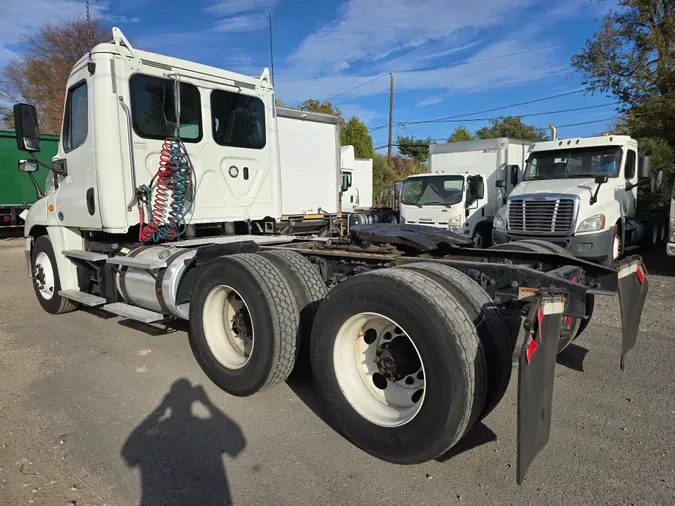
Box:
(492, 228, 615, 261)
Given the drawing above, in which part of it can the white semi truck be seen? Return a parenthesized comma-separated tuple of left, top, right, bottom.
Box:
(492, 133, 665, 265)
(340, 145, 373, 213)
(399, 139, 530, 247)
(12, 28, 650, 484)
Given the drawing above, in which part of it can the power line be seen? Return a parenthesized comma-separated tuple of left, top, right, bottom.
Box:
(325, 39, 582, 102)
(396, 41, 581, 74)
(324, 74, 387, 101)
(399, 102, 618, 126)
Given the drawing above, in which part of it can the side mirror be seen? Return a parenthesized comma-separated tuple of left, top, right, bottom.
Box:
(496, 179, 506, 188)
(651, 170, 663, 193)
(18, 159, 38, 173)
(13, 103, 41, 152)
(509, 165, 519, 186)
(476, 179, 485, 200)
(594, 175, 608, 184)
(638, 156, 651, 179)
(341, 181, 349, 192)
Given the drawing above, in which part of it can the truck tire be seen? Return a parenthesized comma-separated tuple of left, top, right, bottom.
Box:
(188, 253, 299, 396)
(398, 262, 511, 420)
(488, 241, 582, 352)
(600, 229, 621, 266)
(31, 235, 78, 314)
(259, 249, 327, 375)
(310, 268, 486, 464)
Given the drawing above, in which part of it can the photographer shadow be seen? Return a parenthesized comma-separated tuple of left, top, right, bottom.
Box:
(122, 379, 246, 506)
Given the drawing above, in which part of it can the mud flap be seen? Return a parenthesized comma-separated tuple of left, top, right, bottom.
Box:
(516, 291, 564, 484)
(617, 257, 649, 370)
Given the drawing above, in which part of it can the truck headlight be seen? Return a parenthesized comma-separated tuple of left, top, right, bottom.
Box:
(494, 208, 506, 230)
(577, 214, 606, 233)
(448, 215, 461, 231)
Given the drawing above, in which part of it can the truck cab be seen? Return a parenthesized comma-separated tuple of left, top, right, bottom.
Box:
(19, 28, 280, 243)
(399, 171, 489, 246)
(492, 135, 660, 264)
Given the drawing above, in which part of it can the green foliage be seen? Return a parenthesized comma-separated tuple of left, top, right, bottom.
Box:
(474, 116, 547, 141)
(637, 137, 675, 211)
(391, 155, 425, 178)
(299, 99, 343, 117)
(372, 154, 396, 205)
(343, 116, 375, 159)
(397, 135, 433, 163)
(447, 126, 474, 142)
(570, 0, 675, 145)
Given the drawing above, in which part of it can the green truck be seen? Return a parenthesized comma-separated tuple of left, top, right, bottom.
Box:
(0, 130, 58, 229)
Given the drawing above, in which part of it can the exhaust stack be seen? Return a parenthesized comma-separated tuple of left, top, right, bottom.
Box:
(549, 123, 557, 141)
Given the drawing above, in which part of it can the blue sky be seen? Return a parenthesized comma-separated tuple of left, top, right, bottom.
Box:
(1, 0, 621, 150)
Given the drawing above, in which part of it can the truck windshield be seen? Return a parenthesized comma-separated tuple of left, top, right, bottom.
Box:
(401, 175, 464, 206)
(525, 146, 622, 181)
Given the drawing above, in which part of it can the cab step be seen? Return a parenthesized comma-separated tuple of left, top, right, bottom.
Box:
(58, 289, 106, 307)
(62, 250, 108, 262)
(106, 256, 167, 270)
(103, 302, 165, 323)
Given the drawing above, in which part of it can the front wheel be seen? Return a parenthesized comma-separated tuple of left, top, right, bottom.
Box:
(31, 236, 78, 314)
(600, 230, 621, 266)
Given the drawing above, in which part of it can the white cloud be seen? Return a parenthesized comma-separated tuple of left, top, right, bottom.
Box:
(213, 14, 267, 33)
(287, 0, 534, 72)
(417, 95, 445, 107)
(107, 15, 141, 24)
(340, 104, 382, 124)
(205, 0, 278, 16)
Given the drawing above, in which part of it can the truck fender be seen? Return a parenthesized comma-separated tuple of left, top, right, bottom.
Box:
(45, 227, 84, 291)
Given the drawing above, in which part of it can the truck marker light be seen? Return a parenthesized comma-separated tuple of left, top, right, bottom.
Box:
(48, 205, 54, 212)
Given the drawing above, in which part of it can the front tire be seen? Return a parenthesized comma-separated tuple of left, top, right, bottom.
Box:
(31, 236, 78, 314)
(310, 268, 486, 464)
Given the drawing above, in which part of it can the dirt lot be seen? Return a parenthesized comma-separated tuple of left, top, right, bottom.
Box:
(0, 237, 673, 505)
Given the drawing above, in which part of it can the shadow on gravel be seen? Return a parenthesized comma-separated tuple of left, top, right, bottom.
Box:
(556, 343, 588, 372)
(122, 379, 246, 506)
(435, 422, 497, 462)
(641, 249, 675, 277)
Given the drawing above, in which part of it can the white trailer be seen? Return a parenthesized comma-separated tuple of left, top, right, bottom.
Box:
(399, 138, 530, 247)
(11, 27, 650, 485)
(492, 133, 666, 265)
(277, 107, 340, 219)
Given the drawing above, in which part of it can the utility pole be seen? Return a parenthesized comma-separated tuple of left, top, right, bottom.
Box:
(387, 73, 394, 165)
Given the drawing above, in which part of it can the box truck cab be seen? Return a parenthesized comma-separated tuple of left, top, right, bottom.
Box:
(399, 138, 530, 247)
(492, 135, 663, 264)
(340, 145, 373, 213)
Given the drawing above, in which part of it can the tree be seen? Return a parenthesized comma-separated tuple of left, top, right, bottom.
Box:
(397, 136, 433, 163)
(637, 137, 675, 210)
(342, 116, 375, 159)
(0, 18, 110, 134)
(447, 126, 474, 142)
(390, 155, 424, 179)
(474, 116, 547, 141)
(570, 0, 675, 144)
(299, 99, 343, 117)
(372, 154, 396, 205)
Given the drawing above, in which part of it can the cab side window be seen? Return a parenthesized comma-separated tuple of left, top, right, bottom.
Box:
(63, 81, 88, 152)
(625, 150, 636, 179)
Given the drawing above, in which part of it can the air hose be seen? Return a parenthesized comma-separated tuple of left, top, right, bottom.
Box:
(139, 137, 196, 243)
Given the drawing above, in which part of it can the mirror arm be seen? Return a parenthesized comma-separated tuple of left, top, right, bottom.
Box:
(28, 151, 54, 171)
(590, 182, 604, 205)
(27, 173, 44, 199)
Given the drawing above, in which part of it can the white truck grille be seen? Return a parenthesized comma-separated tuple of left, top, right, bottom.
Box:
(508, 198, 576, 234)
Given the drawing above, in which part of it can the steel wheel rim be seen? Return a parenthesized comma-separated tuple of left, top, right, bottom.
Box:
(202, 285, 254, 369)
(612, 234, 620, 260)
(34, 252, 55, 300)
(333, 312, 426, 427)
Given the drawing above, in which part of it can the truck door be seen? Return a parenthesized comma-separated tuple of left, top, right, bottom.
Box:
(53, 70, 102, 229)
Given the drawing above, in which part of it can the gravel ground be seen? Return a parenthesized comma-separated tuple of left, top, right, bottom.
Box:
(0, 237, 673, 506)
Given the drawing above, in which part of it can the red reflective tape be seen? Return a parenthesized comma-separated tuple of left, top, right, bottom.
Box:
(636, 267, 645, 285)
(564, 316, 572, 328)
(526, 336, 539, 364)
(537, 309, 544, 341)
